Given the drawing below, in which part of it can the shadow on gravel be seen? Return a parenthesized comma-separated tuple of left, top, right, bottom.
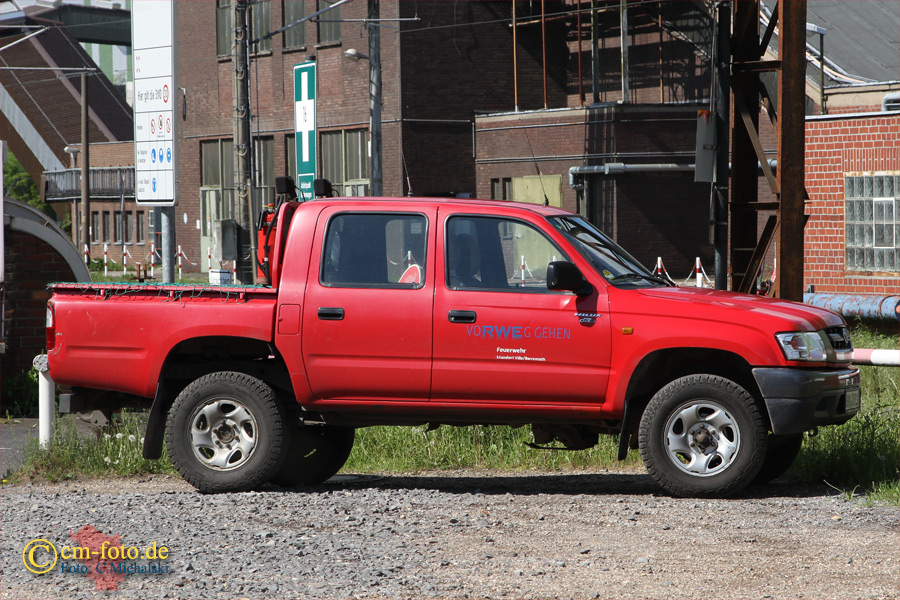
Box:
(270, 472, 831, 500)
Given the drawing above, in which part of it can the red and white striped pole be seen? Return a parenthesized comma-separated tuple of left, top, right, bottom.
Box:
(103, 243, 109, 277)
(695, 257, 703, 288)
(150, 243, 156, 278)
(852, 348, 900, 366)
(177, 244, 183, 280)
(83, 244, 89, 266)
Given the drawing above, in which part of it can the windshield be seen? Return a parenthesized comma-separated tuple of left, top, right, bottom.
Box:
(548, 216, 670, 287)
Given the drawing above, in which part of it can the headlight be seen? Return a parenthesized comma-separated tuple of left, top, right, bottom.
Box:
(775, 331, 828, 362)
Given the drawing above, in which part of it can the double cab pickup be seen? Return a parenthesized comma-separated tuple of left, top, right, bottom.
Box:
(46, 187, 861, 496)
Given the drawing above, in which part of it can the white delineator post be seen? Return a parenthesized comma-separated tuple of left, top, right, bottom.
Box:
(695, 257, 703, 288)
(33, 355, 54, 448)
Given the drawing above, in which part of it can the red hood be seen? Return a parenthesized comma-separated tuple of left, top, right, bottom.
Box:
(635, 287, 845, 331)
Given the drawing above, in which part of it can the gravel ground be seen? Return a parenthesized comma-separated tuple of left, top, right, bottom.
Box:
(1, 470, 897, 600)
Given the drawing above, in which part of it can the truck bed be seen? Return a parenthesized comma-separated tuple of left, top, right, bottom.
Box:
(48, 282, 278, 399)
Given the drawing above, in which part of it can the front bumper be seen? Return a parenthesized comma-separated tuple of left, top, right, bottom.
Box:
(752, 367, 861, 435)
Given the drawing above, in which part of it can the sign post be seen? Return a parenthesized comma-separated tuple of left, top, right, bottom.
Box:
(132, 0, 177, 280)
(294, 62, 317, 200)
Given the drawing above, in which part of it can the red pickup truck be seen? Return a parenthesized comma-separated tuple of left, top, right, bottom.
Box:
(46, 184, 860, 497)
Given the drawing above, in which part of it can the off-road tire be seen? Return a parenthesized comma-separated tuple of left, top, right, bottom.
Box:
(752, 433, 803, 485)
(638, 374, 767, 498)
(271, 426, 355, 487)
(166, 371, 288, 493)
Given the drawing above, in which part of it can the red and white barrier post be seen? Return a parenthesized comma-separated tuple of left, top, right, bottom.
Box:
(103, 243, 109, 277)
(852, 348, 900, 366)
(177, 244, 183, 280)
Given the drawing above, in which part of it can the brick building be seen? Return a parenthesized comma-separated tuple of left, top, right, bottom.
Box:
(804, 113, 900, 296)
(173, 0, 543, 275)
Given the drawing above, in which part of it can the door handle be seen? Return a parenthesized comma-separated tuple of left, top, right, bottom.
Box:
(317, 307, 344, 320)
(448, 310, 477, 324)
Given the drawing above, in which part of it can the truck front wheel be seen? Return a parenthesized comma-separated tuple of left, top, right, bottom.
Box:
(271, 426, 355, 487)
(166, 372, 288, 493)
(638, 374, 767, 497)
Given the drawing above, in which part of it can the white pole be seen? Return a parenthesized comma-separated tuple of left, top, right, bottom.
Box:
(696, 257, 703, 288)
(0, 140, 6, 284)
(33, 355, 54, 448)
(103, 243, 109, 277)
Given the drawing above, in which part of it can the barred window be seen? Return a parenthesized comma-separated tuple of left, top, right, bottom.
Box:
(321, 129, 368, 196)
(317, 0, 341, 44)
(217, 0, 272, 57)
(283, 0, 305, 48)
(845, 173, 900, 272)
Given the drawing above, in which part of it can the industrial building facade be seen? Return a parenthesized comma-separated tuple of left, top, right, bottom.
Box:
(5, 0, 899, 290)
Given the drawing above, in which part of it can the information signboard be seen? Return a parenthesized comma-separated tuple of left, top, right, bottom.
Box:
(294, 62, 317, 200)
(132, 0, 177, 206)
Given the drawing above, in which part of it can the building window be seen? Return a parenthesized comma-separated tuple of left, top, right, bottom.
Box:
(113, 211, 123, 243)
(201, 139, 236, 221)
(285, 134, 297, 183)
(254, 136, 275, 210)
(136, 211, 145, 244)
(91, 211, 100, 244)
(322, 213, 427, 287)
(102, 212, 111, 244)
(317, 0, 341, 44)
(218, 0, 271, 57)
(321, 129, 368, 196)
(283, 0, 305, 48)
(124, 211, 134, 244)
(250, 0, 272, 54)
(216, 0, 233, 57)
(845, 173, 900, 272)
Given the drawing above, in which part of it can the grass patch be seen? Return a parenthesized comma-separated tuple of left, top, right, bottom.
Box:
(345, 424, 642, 473)
(790, 324, 899, 504)
(9, 412, 175, 484)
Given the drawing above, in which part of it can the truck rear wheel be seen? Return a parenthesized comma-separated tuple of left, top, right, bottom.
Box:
(638, 374, 767, 497)
(271, 426, 355, 487)
(166, 372, 288, 493)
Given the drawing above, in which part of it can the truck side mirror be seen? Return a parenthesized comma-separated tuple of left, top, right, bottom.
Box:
(275, 176, 297, 199)
(547, 261, 593, 296)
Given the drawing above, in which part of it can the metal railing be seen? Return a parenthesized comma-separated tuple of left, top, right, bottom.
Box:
(43, 167, 135, 199)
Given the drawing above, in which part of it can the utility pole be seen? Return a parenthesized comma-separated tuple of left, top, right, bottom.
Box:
(368, 0, 382, 196)
(233, 0, 253, 282)
(79, 73, 90, 254)
(713, 2, 730, 290)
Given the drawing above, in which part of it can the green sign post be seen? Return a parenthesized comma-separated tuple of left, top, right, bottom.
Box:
(293, 61, 317, 200)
